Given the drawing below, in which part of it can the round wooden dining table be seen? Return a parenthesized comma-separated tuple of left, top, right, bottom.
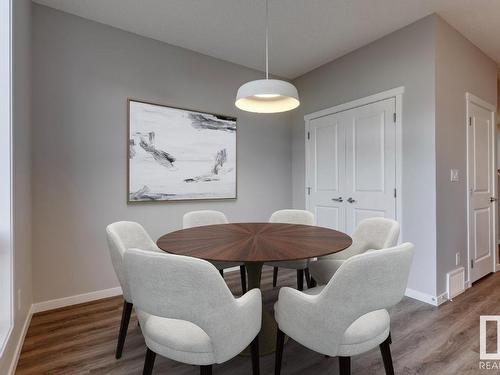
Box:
(157, 222, 352, 356)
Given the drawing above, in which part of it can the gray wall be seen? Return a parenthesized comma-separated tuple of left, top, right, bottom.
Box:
(0, 0, 33, 373)
(435, 18, 497, 294)
(291, 16, 438, 297)
(32, 5, 292, 303)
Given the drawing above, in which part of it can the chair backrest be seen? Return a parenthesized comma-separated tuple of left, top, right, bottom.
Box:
(269, 209, 315, 225)
(124, 248, 238, 361)
(310, 243, 413, 355)
(106, 221, 159, 301)
(183, 210, 229, 229)
(339, 217, 400, 259)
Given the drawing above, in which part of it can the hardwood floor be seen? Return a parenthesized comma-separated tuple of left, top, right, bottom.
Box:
(16, 267, 500, 374)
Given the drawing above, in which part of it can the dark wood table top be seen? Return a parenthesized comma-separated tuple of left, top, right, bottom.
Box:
(157, 222, 352, 263)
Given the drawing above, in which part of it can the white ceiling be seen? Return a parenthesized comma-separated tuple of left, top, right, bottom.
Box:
(33, 0, 500, 79)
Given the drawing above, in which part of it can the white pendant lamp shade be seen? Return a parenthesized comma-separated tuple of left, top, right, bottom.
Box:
(235, 79, 300, 113)
(235, 0, 300, 114)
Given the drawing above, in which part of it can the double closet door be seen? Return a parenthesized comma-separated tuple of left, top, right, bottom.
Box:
(306, 98, 397, 235)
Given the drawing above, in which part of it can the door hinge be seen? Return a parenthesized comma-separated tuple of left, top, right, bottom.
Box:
(394, 188, 397, 198)
(307, 187, 311, 195)
(471, 259, 474, 269)
(393, 113, 397, 123)
(469, 117, 472, 126)
(307, 131, 310, 140)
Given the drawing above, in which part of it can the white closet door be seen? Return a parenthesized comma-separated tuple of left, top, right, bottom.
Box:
(344, 98, 396, 234)
(468, 100, 495, 283)
(307, 113, 346, 230)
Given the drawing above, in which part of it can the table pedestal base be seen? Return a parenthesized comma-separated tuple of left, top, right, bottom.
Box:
(241, 262, 287, 357)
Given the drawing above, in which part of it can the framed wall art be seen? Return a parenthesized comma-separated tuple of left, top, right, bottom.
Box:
(128, 99, 237, 202)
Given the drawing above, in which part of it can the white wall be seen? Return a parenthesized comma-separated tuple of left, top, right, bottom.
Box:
(0, 0, 33, 373)
(435, 18, 497, 294)
(32, 5, 293, 303)
(291, 16, 438, 298)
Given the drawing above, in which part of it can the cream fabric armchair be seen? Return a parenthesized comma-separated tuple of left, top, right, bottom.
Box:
(105, 221, 160, 359)
(266, 209, 315, 290)
(183, 210, 247, 294)
(124, 248, 262, 375)
(309, 217, 400, 286)
(274, 243, 414, 375)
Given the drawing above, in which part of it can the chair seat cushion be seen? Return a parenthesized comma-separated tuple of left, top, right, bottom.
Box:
(282, 287, 390, 357)
(338, 309, 390, 356)
(137, 310, 215, 365)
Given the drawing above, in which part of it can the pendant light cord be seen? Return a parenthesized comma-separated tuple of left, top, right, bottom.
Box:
(265, 0, 269, 79)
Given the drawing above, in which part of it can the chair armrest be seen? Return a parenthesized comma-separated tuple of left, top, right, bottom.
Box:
(204, 288, 262, 363)
(274, 287, 318, 340)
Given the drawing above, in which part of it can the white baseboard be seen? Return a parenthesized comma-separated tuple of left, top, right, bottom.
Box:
(31, 287, 123, 314)
(7, 305, 33, 375)
(405, 288, 447, 306)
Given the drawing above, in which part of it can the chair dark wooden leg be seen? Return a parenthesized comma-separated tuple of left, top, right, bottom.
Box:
(379, 335, 395, 375)
(297, 269, 304, 291)
(275, 329, 285, 375)
(219, 269, 224, 277)
(143, 348, 156, 375)
(251, 335, 260, 375)
(273, 267, 279, 287)
(240, 265, 247, 294)
(310, 277, 317, 288)
(338, 356, 351, 375)
(304, 268, 312, 288)
(200, 365, 212, 375)
(115, 300, 133, 359)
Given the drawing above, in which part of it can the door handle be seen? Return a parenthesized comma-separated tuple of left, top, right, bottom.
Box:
(332, 197, 343, 202)
(491, 197, 497, 202)
(347, 197, 356, 203)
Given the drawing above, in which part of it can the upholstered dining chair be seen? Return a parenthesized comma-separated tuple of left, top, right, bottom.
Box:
(274, 243, 414, 375)
(183, 210, 247, 294)
(124, 248, 262, 375)
(309, 217, 400, 286)
(266, 209, 315, 290)
(106, 221, 161, 359)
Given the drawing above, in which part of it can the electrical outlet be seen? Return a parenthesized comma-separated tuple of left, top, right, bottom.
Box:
(456, 252, 460, 266)
(450, 169, 459, 182)
(17, 289, 21, 311)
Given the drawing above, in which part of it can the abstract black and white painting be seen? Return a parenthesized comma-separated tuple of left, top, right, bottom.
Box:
(128, 99, 237, 202)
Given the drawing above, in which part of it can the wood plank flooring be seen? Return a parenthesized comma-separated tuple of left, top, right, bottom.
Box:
(16, 267, 500, 374)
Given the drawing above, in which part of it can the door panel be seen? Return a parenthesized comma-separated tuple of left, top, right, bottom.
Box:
(344, 98, 396, 234)
(474, 208, 491, 260)
(468, 100, 495, 283)
(307, 114, 346, 231)
(354, 113, 385, 192)
(473, 118, 490, 192)
(316, 206, 342, 230)
(315, 124, 339, 191)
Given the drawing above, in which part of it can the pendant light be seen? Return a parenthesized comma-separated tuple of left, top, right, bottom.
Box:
(235, 0, 300, 113)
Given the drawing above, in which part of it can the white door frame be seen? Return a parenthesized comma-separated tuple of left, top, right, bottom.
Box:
(305, 86, 404, 236)
(466, 92, 498, 284)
